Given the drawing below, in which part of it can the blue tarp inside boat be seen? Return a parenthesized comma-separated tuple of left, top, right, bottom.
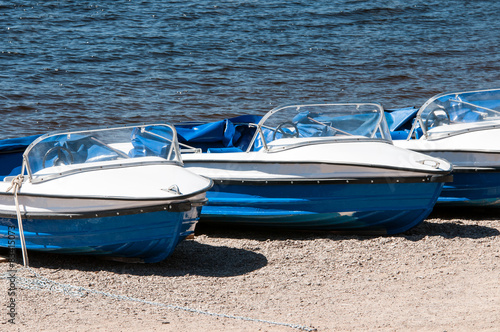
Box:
(0, 134, 41, 152)
(0, 134, 41, 178)
(385, 107, 418, 131)
(384, 107, 419, 139)
(175, 114, 262, 152)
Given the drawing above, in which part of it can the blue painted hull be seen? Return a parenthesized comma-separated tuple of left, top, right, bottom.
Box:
(438, 170, 500, 207)
(0, 206, 202, 263)
(200, 181, 444, 234)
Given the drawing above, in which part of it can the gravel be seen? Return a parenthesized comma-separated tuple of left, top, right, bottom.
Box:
(1, 207, 499, 331)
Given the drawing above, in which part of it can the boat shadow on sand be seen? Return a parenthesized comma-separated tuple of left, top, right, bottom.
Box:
(3, 240, 268, 278)
(403, 206, 500, 241)
(3, 207, 497, 276)
(194, 208, 500, 243)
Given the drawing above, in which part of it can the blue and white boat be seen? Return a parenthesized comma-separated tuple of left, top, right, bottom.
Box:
(389, 88, 500, 207)
(0, 124, 212, 263)
(173, 103, 452, 234)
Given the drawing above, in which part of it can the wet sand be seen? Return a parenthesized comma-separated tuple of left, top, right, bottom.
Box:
(1, 207, 499, 331)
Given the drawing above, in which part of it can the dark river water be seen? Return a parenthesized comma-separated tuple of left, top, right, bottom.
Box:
(1, 0, 499, 138)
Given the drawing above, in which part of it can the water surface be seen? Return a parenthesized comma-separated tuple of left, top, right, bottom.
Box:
(1, 0, 499, 138)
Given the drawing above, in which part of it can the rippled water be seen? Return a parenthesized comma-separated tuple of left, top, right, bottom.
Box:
(1, 0, 499, 138)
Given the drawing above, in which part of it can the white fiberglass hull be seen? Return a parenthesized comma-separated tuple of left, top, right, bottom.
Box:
(0, 161, 210, 217)
(182, 140, 451, 180)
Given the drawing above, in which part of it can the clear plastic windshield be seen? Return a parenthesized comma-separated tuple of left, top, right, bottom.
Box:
(252, 103, 391, 150)
(24, 124, 180, 178)
(416, 88, 500, 138)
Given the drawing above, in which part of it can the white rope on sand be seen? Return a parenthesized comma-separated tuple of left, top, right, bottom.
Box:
(1, 267, 317, 331)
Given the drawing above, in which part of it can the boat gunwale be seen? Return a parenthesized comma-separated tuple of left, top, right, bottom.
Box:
(211, 174, 453, 185)
(0, 197, 208, 220)
(422, 122, 500, 141)
(183, 159, 452, 175)
(449, 166, 500, 173)
(262, 135, 392, 152)
(401, 148, 500, 155)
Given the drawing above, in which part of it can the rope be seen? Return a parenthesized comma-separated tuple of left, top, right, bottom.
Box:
(5, 172, 29, 267)
(1, 267, 316, 331)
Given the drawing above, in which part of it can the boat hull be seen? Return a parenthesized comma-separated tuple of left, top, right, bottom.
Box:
(438, 169, 500, 206)
(393, 146, 500, 207)
(200, 179, 445, 234)
(0, 205, 202, 263)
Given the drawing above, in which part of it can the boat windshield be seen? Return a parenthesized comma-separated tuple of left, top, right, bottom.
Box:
(23, 124, 181, 178)
(252, 103, 391, 150)
(415, 88, 500, 138)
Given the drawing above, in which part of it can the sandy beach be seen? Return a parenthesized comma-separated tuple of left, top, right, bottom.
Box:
(1, 206, 499, 331)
